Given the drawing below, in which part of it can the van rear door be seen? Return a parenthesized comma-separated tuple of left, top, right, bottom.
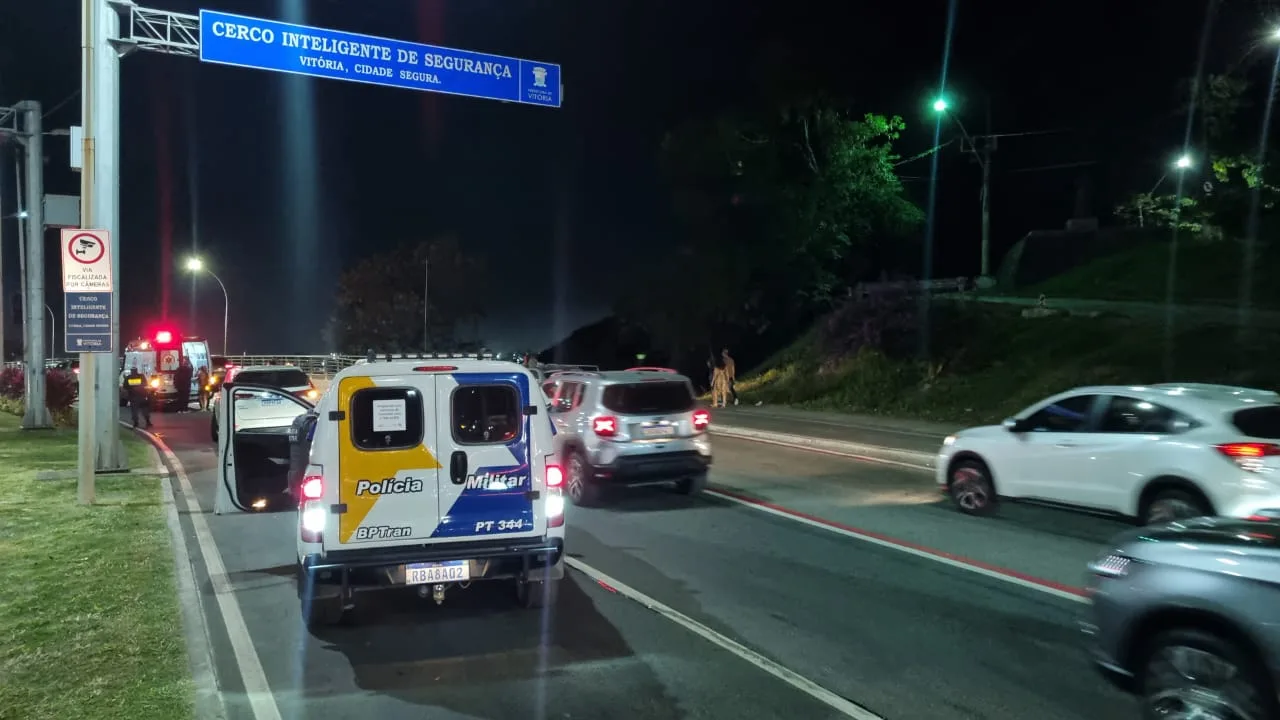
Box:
(434, 371, 544, 541)
(331, 375, 442, 551)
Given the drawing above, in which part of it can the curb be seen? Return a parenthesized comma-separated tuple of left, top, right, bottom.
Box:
(124, 423, 229, 720)
(711, 424, 936, 471)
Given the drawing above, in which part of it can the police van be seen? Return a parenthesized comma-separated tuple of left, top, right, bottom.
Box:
(214, 352, 565, 627)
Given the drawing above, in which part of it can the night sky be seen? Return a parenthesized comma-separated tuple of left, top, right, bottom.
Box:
(0, 0, 1270, 357)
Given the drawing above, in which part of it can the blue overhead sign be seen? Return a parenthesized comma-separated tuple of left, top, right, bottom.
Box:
(198, 9, 561, 108)
(65, 292, 113, 354)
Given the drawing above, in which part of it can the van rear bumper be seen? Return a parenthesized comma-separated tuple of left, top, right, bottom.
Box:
(301, 536, 564, 592)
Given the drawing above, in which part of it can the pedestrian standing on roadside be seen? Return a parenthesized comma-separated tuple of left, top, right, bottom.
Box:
(123, 366, 153, 429)
(196, 365, 211, 410)
(174, 358, 194, 413)
(721, 348, 739, 406)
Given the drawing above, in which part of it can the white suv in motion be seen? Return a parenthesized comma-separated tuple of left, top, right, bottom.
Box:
(937, 383, 1280, 524)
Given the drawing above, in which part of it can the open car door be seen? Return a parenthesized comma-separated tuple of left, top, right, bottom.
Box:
(215, 382, 313, 514)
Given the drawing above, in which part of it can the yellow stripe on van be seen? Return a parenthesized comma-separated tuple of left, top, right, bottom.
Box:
(336, 376, 442, 543)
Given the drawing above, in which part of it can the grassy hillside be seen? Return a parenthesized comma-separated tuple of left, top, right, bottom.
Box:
(1022, 240, 1280, 308)
(737, 299, 1280, 424)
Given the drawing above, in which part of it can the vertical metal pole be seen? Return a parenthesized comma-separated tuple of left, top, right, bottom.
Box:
(44, 305, 54, 358)
(0, 162, 5, 365)
(19, 101, 50, 430)
(77, 0, 98, 503)
(93, 0, 124, 471)
(15, 159, 25, 345)
(430, 257, 435, 348)
(979, 145, 991, 278)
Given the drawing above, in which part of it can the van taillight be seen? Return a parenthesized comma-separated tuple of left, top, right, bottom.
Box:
(593, 416, 618, 437)
(692, 409, 710, 431)
(546, 464, 564, 488)
(301, 475, 324, 499)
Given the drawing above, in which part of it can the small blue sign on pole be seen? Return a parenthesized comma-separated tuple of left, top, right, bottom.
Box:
(65, 292, 113, 354)
(198, 9, 562, 108)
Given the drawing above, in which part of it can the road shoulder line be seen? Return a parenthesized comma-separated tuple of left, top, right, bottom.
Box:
(131, 424, 283, 720)
(712, 424, 935, 471)
(565, 556, 884, 720)
(146, 430, 228, 720)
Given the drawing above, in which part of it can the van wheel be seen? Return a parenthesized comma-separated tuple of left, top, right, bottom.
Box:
(566, 452, 600, 507)
(676, 471, 707, 495)
(296, 565, 346, 628)
(516, 578, 559, 609)
(948, 458, 998, 516)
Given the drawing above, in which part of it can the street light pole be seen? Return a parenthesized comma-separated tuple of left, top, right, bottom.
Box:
(933, 98, 995, 280)
(44, 304, 55, 358)
(185, 257, 228, 354)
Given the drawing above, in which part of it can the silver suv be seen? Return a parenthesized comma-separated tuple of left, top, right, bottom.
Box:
(1082, 516, 1280, 718)
(542, 367, 712, 505)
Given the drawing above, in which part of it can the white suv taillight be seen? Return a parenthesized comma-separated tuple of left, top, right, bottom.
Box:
(1216, 442, 1280, 473)
(692, 408, 710, 432)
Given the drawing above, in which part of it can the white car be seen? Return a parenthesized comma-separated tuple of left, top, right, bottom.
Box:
(936, 383, 1280, 524)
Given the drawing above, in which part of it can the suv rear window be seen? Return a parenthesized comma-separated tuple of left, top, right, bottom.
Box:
(601, 381, 694, 415)
(1231, 405, 1280, 439)
(350, 387, 425, 450)
(237, 369, 310, 388)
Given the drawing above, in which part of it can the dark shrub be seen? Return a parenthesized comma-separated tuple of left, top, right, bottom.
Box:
(817, 288, 918, 363)
(0, 366, 79, 412)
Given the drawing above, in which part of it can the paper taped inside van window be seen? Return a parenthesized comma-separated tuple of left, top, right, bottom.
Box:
(372, 399, 407, 432)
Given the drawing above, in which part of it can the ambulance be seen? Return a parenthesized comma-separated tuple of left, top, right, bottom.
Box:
(213, 352, 566, 628)
(120, 328, 211, 410)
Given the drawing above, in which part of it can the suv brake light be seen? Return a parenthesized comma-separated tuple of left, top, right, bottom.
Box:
(1217, 442, 1280, 458)
(593, 416, 618, 437)
(1216, 442, 1280, 472)
(692, 409, 710, 431)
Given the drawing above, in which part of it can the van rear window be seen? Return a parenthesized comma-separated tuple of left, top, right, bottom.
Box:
(1231, 405, 1280, 439)
(453, 385, 521, 445)
(350, 387, 425, 450)
(601, 381, 694, 415)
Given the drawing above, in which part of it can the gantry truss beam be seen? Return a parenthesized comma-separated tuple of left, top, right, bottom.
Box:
(109, 1, 200, 57)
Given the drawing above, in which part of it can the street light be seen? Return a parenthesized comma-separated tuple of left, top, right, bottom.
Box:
(185, 257, 229, 355)
(1140, 154, 1195, 227)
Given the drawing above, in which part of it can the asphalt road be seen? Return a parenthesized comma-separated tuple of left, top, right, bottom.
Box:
(149, 411, 1139, 720)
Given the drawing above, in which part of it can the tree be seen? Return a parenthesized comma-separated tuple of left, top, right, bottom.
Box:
(329, 237, 485, 353)
(625, 99, 923, 357)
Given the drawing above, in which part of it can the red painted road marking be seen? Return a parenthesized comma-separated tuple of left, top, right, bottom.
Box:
(708, 486, 1089, 601)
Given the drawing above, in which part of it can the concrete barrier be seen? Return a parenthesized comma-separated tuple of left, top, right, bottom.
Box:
(712, 424, 936, 472)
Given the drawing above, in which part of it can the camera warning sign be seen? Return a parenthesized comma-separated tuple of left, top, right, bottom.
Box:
(61, 229, 113, 292)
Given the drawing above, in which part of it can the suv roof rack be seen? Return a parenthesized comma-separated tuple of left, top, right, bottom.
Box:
(545, 369, 602, 378)
(542, 363, 599, 372)
(361, 350, 496, 363)
(626, 366, 677, 373)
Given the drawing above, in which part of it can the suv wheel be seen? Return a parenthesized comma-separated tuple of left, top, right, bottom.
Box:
(516, 578, 559, 609)
(676, 471, 707, 496)
(1140, 628, 1272, 720)
(566, 452, 600, 507)
(1141, 486, 1210, 525)
(948, 459, 997, 516)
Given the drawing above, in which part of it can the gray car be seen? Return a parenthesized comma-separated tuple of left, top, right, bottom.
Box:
(1082, 516, 1280, 719)
(542, 368, 712, 506)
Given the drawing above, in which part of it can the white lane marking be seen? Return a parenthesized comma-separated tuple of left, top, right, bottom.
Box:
(718, 409, 944, 439)
(134, 426, 283, 720)
(705, 489, 1089, 605)
(713, 427, 935, 472)
(565, 557, 884, 719)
